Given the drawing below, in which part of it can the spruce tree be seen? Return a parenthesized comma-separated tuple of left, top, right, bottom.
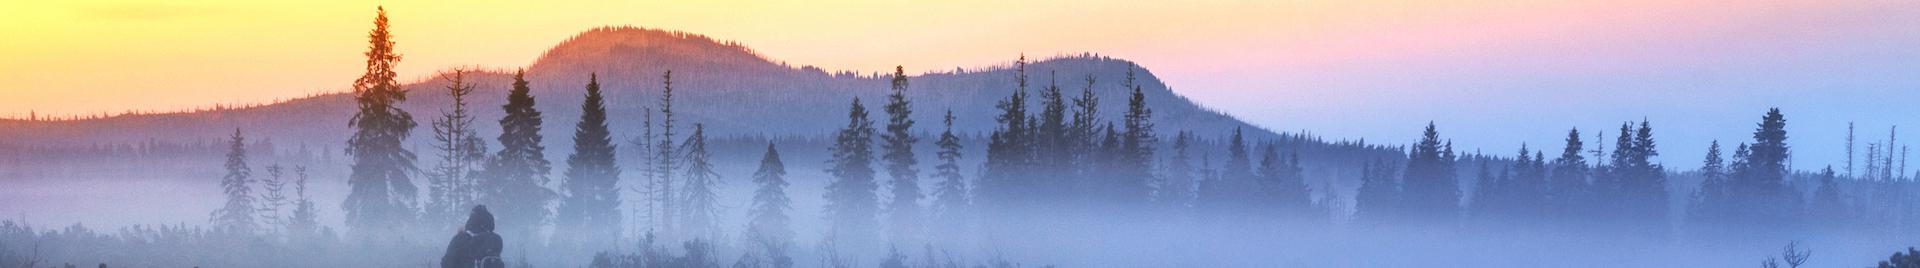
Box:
(1070, 75, 1102, 186)
(1548, 128, 1590, 219)
(341, 7, 420, 236)
(1689, 141, 1731, 230)
(930, 111, 969, 237)
(559, 73, 622, 248)
(1034, 71, 1073, 206)
(826, 98, 880, 249)
(679, 124, 720, 241)
(1401, 123, 1461, 223)
(1809, 166, 1846, 228)
(745, 143, 794, 260)
(1354, 160, 1400, 224)
(981, 56, 1033, 221)
(290, 166, 320, 238)
(260, 165, 290, 233)
(213, 128, 259, 233)
(655, 71, 680, 236)
(1160, 131, 1197, 209)
(881, 66, 924, 244)
(1118, 63, 1157, 206)
(481, 69, 558, 242)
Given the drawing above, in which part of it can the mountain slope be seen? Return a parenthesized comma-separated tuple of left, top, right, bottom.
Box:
(0, 26, 1273, 152)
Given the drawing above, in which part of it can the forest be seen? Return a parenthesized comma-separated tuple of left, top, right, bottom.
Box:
(7, 7, 1920, 268)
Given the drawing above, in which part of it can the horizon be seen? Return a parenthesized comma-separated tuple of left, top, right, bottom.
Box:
(6, 1, 1920, 267)
(5, 1, 1917, 171)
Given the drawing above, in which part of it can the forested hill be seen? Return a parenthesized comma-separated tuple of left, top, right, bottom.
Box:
(0, 26, 1307, 153)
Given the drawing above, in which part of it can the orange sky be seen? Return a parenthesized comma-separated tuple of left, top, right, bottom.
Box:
(0, 0, 1587, 117)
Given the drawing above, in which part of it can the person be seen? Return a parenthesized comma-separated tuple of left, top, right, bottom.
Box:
(442, 205, 505, 268)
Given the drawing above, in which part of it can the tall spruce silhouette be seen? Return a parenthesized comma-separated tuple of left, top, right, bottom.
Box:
(679, 124, 721, 241)
(559, 73, 622, 248)
(654, 70, 680, 237)
(930, 111, 969, 237)
(982, 56, 1033, 223)
(213, 128, 258, 233)
(1117, 63, 1157, 207)
(481, 69, 558, 242)
(341, 6, 419, 237)
(826, 97, 880, 249)
(1401, 123, 1460, 223)
(881, 66, 924, 244)
(745, 143, 794, 267)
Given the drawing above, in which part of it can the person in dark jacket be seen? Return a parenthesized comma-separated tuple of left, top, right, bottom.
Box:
(442, 205, 505, 268)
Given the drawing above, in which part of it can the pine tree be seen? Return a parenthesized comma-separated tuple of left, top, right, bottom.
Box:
(213, 128, 259, 234)
(745, 143, 794, 268)
(427, 69, 487, 225)
(881, 66, 924, 244)
(480, 69, 558, 241)
(1401, 123, 1460, 223)
(929, 111, 969, 237)
(559, 73, 622, 248)
(826, 98, 880, 249)
(679, 124, 720, 241)
(342, 6, 420, 236)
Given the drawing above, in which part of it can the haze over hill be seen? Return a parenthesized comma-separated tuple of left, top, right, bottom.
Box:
(0, 26, 1279, 153)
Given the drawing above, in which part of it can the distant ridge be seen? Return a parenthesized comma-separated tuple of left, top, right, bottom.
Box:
(0, 26, 1288, 152)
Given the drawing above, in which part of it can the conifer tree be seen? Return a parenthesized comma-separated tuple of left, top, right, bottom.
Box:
(342, 6, 420, 236)
(981, 56, 1033, 220)
(826, 98, 881, 249)
(214, 128, 259, 233)
(427, 69, 487, 225)
(1810, 166, 1846, 228)
(481, 69, 558, 241)
(1070, 75, 1102, 182)
(1117, 64, 1157, 206)
(930, 111, 969, 236)
(881, 66, 924, 244)
(1401, 123, 1460, 223)
(655, 71, 680, 236)
(679, 124, 720, 241)
(260, 165, 290, 233)
(1689, 141, 1731, 229)
(559, 73, 622, 248)
(1159, 131, 1196, 209)
(290, 166, 320, 238)
(745, 143, 793, 257)
(1354, 160, 1401, 224)
(1548, 128, 1590, 218)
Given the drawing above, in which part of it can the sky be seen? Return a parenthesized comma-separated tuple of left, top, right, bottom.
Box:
(2, 0, 1917, 170)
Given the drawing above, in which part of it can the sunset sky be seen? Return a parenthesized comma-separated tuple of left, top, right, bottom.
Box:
(3, 0, 1917, 169)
